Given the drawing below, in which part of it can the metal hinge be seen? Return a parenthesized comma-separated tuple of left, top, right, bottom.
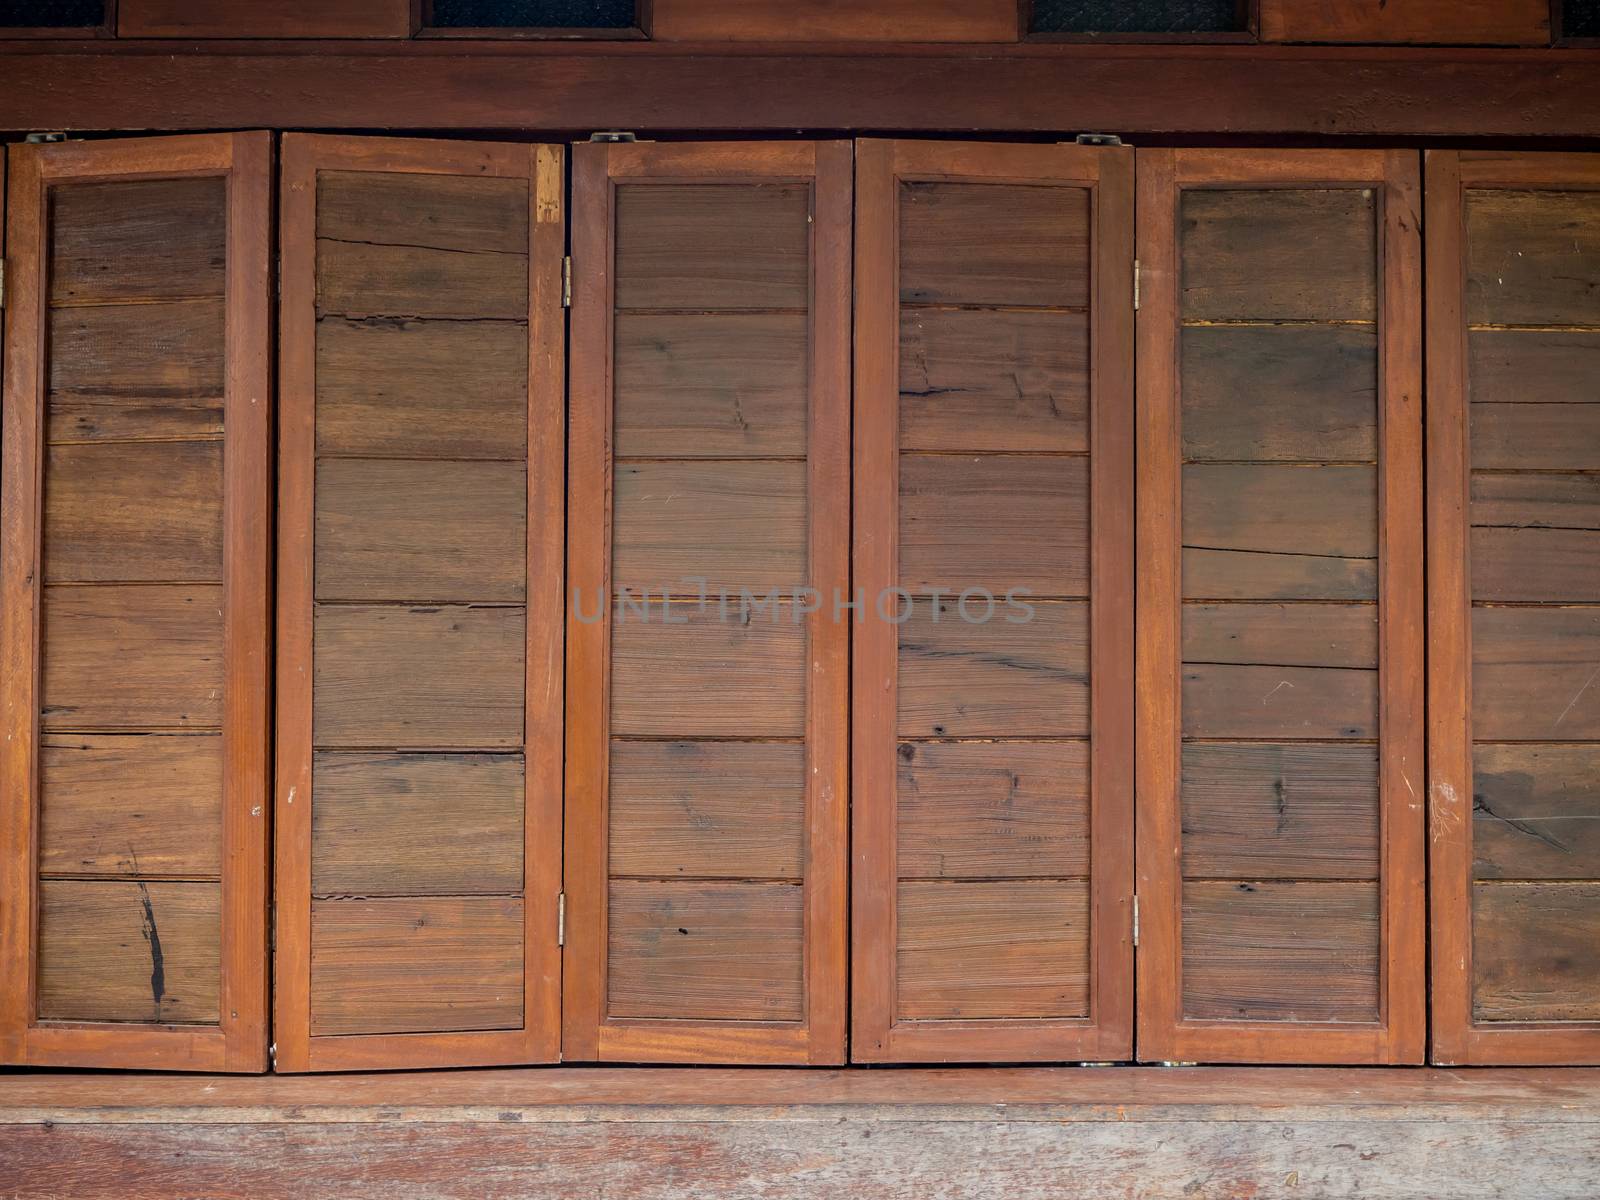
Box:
(557, 892, 566, 946)
(1132, 894, 1140, 947)
(268, 1041, 277, 1067)
(1133, 260, 1141, 311)
(589, 131, 638, 143)
(25, 131, 67, 144)
(562, 256, 572, 308)
(1161, 1061, 1198, 1068)
(1074, 133, 1124, 146)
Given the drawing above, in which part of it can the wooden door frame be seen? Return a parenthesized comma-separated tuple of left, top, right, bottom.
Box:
(273, 133, 566, 1072)
(1427, 149, 1600, 1066)
(1134, 147, 1427, 1065)
(0, 132, 272, 1072)
(563, 139, 852, 1064)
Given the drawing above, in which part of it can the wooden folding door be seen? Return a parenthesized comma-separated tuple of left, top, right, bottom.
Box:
(851, 140, 1135, 1062)
(565, 140, 850, 1063)
(275, 135, 565, 1071)
(0, 134, 271, 1071)
(1428, 151, 1600, 1064)
(1136, 149, 1426, 1063)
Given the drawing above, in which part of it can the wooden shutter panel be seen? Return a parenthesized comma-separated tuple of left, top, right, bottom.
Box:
(565, 140, 850, 1064)
(1428, 150, 1600, 1065)
(0, 134, 271, 1071)
(274, 135, 564, 1071)
(1135, 149, 1426, 1064)
(851, 140, 1134, 1062)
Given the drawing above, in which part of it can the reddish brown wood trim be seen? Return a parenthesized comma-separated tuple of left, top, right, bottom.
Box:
(652, 0, 1017, 42)
(0, 45, 1598, 137)
(117, 0, 415, 39)
(0, 133, 271, 1073)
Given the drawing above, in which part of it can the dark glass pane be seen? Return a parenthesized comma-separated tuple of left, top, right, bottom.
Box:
(1029, 0, 1242, 34)
(429, 0, 636, 28)
(1566, 0, 1600, 39)
(0, 0, 103, 27)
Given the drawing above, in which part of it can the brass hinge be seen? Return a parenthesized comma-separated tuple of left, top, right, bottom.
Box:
(557, 892, 566, 946)
(1132, 894, 1140, 947)
(562, 256, 572, 308)
(1133, 260, 1141, 311)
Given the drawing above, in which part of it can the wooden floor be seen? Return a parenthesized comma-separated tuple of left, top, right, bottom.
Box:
(1, 1066, 1598, 1198)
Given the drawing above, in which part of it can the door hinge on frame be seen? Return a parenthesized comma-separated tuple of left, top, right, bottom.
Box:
(557, 892, 566, 946)
(562, 256, 572, 308)
(1132, 894, 1140, 947)
(589, 131, 638, 143)
(1073, 133, 1124, 146)
(1133, 260, 1141, 311)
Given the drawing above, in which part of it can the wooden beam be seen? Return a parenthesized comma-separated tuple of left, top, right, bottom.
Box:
(1, 44, 1599, 136)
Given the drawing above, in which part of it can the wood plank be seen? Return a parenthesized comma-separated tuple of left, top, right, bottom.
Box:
(1180, 325, 1377, 462)
(49, 179, 225, 305)
(608, 601, 807, 738)
(1473, 744, 1600, 881)
(318, 171, 528, 254)
(606, 881, 804, 1021)
(38, 734, 221, 879)
(1259, 0, 1550, 45)
(316, 239, 527, 321)
(1466, 190, 1600, 327)
(608, 741, 805, 880)
(1472, 607, 1600, 740)
(896, 741, 1089, 880)
(1182, 743, 1380, 880)
(311, 752, 524, 897)
(899, 308, 1088, 453)
(41, 585, 223, 730)
(651, 0, 1017, 42)
(314, 459, 527, 603)
(118, 0, 413, 37)
(612, 461, 807, 594)
(310, 897, 524, 1036)
(895, 880, 1090, 1020)
(1472, 471, 1600, 530)
(313, 605, 525, 749)
(36, 880, 220, 1024)
(46, 298, 224, 410)
(1183, 663, 1377, 740)
(1183, 602, 1378, 668)
(898, 454, 1088, 595)
(899, 182, 1088, 309)
(614, 312, 807, 458)
(43, 441, 222, 583)
(1473, 883, 1600, 1022)
(1469, 329, 1600, 406)
(1472, 526, 1600, 603)
(613, 184, 809, 311)
(896, 599, 1088, 738)
(1182, 464, 1377, 599)
(1181, 881, 1380, 1023)
(315, 318, 528, 460)
(1471, 402, 1600, 471)
(1180, 189, 1377, 322)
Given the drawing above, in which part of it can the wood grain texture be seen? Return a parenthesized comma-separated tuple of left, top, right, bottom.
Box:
(316, 239, 527, 322)
(37, 880, 219, 1024)
(310, 897, 524, 1036)
(39, 734, 222, 879)
(608, 602, 807, 738)
(1472, 526, 1600, 602)
(899, 454, 1088, 594)
(608, 742, 805, 880)
(899, 182, 1088, 308)
(899, 309, 1087, 452)
(896, 600, 1088, 738)
(606, 881, 804, 1021)
(1472, 607, 1600, 740)
(313, 606, 525, 748)
(1471, 402, 1600, 471)
(1180, 188, 1377, 322)
(317, 171, 529, 253)
(896, 880, 1090, 1020)
(614, 312, 807, 458)
(1469, 329, 1600, 406)
(1183, 602, 1378, 667)
(1259, 0, 1550, 45)
(314, 459, 527, 602)
(1182, 881, 1380, 1023)
(1181, 743, 1380, 881)
(1471, 472, 1600, 530)
(896, 741, 1089, 880)
(315, 318, 528, 460)
(49, 178, 225, 304)
(118, 0, 414, 37)
(47, 298, 223, 410)
(1465, 190, 1600, 326)
(612, 460, 807, 594)
(1180, 325, 1376, 462)
(41, 586, 223, 730)
(1183, 663, 1377, 740)
(1473, 744, 1600, 881)
(1473, 883, 1600, 1021)
(43, 441, 222, 582)
(651, 0, 1017, 41)
(614, 184, 809, 311)
(311, 752, 525, 897)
